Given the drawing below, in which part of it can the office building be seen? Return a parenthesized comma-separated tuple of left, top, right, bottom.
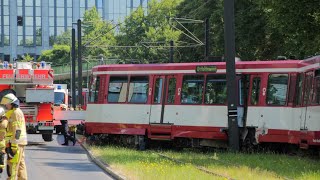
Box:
(0, 0, 149, 61)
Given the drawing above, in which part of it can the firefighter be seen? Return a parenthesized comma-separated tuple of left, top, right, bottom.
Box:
(69, 125, 77, 145)
(61, 120, 76, 146)
(0, 106, 8, 174)
(1, 93, 28, 180)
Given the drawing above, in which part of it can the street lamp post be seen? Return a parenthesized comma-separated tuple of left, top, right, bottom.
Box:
(77, 19, 83, 106)
(71, 28, 76, 109)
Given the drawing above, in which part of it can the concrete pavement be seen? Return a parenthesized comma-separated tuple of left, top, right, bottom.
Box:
(0, 134, 113, 180)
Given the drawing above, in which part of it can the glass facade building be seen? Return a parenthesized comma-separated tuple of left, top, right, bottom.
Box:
(0, 0, 149, 62)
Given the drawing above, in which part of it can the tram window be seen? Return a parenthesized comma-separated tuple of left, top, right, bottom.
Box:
(205, 75, 226, 104)
(239, 75, 249, 106)
(153, 78, 163, 104)
(181, 75, 204, 104)
(266, 74, 289, 106)
(312, 77, 320, 105)
(304, 74, 314, 106)
(251, 77, 260, 105)
(294, 74, 304, 105)
(128, 76, 149, 103)
(108, 76, 128, 103)
(89, 76, 100, 103)
(239, 79, 243, 105)
(167, 78, 176, 104)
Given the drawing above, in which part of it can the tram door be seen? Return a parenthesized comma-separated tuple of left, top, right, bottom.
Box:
(301, 71, 314, 130)
(246, 75, 263, 126)
(149, 75, 177, 124)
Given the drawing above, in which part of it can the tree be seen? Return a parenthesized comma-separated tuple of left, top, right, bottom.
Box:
(38, 45, 70, 65)
(115, 0, 182, 63)
(176, 0, 320, 61)
(176, 0, 271, 61)
(175, 0, 224, 62)
(82, 7, 116, 61)
(21, 54, 34, 62)
(55, 30, 72, 45)
(260, 0, 320, 59)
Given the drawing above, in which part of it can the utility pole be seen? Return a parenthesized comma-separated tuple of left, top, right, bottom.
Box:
(170, 40, 174, 63)
(205, 18, 210, 58)
(77, 19, 83, 106)
(71, 28, 76, 109)
(224, 0, 240, 151)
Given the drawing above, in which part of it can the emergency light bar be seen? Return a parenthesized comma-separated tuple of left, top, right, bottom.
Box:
(0, 61, 54, 84)
(1, 61, 51, 70)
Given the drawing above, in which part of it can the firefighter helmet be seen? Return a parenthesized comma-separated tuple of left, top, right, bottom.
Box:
(0, 107, 5, 117)
(0, 93, 18, 105)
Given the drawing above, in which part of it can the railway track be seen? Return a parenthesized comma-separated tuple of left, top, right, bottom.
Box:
(156, 152, 293, 180)
(157, 153, 235, 180)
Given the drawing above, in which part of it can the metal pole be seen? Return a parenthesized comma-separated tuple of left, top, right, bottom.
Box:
(224, 0, 239, 151)
(86, 61, 89, 88)
(170, 40, 174, 63)
(71, 28, 76, 109)
(78, 19, 83, 106)
(205, 18, 210, 58)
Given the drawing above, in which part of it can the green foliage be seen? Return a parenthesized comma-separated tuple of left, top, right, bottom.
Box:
(54, 30, 72, 45)
(176, 0, 224, 62)
(20, 54, 34, 62)
(115, 0, 182, 63)
(38, 45, 70, 65)
(42, 0, 320, 66)
(82, 7, 116, 60)
(176, 0, 320, 61)
(260, 0, 320, 59)
(90, 145, 320, 179)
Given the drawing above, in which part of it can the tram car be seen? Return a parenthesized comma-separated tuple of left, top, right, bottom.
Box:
(84, 56, 320, 150)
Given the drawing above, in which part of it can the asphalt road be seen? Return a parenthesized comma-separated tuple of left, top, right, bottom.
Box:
(0, 134, 113, 180)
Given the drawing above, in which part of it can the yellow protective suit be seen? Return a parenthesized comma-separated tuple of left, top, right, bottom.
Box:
(6, 108, 27, 180)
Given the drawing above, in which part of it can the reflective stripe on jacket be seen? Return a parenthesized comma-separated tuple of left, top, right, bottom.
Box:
(7, 108, 27, 145)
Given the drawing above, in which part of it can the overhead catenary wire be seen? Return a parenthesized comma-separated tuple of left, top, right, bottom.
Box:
(184, 0, 211, 18)
(170, 17, 204, 24)
(83, 21, 123, 47)
(86, 44, 203, 48)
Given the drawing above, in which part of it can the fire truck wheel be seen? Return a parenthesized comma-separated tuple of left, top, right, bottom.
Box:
(42, 134, 53, 142)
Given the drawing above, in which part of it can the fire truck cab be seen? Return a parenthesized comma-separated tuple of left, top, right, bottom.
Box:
(0, 61, 55, 141)
(53, 84, 86, 134)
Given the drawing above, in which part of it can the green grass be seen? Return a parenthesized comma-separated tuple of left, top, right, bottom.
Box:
(90, 146, 218, 180)
(89, 145, 320, 180)
(161, 150, 320, 180)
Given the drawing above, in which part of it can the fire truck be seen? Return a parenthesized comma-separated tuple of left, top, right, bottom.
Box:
(0, 61, 55, 141)
(53, 84, 87, 134)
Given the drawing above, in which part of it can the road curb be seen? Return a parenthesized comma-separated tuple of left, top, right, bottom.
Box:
(77, 137, 126, 180)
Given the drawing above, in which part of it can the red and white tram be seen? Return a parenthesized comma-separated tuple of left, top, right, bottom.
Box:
(85, 56, 320, 150)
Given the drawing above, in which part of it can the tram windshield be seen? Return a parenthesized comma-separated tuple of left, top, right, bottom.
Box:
(266, 74, 289, 105)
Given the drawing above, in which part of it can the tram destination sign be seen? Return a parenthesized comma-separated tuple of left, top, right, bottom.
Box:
(196, 66, 217, 73)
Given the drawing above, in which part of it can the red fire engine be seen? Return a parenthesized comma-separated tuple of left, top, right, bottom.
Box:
(52, 84, 87, 134)
(0, 61, 54, 141)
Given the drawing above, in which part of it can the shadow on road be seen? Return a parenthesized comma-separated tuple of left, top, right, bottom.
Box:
(44, 162, 101, 172)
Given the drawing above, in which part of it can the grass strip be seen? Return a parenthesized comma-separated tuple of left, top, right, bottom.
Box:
(157, 153, 235, 180)
(89, 146, 223, 180)
(162, 150, 320, 180)
(87, 144, 320, 180)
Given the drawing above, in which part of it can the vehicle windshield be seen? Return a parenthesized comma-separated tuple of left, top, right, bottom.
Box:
(54, 92, 65, 106)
